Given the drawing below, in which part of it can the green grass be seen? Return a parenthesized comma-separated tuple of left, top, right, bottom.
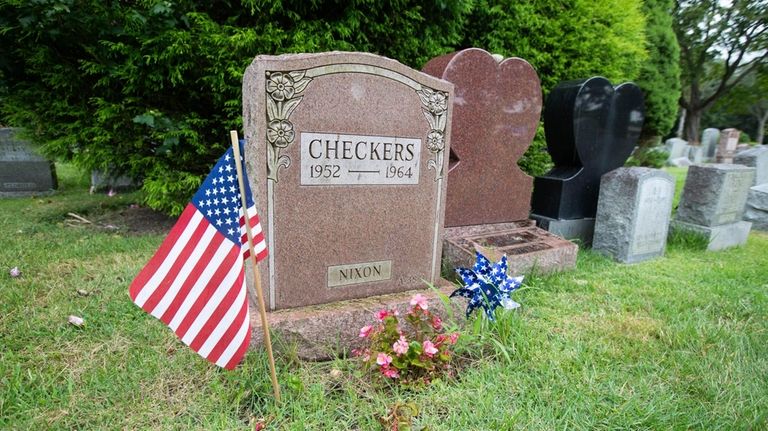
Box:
(664, 166, 688, 209)
(2, 164, 767, 430)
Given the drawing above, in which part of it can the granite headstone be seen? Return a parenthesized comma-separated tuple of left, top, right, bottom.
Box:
(593, 168, 674, 263)
(422, 48, 577, 275)
(716, 128, 740, 163)
(734, 146, 768, 185)
(702, 128, 720, 160)
(530, 76, 644, 244)
(671, 164, 755, 250)
(0, 128, 57, 196)
(665, 138, 688, 160)
(422, 48, 541, 226)
(243, 52, 453, 311)
(744, 183, 768, 230)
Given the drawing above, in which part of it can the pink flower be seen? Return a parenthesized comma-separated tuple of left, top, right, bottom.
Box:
(431, 315, 443, 331)
(376, 309, 394, 321)
(449, 332, 459, 345)
(410, 293, 429, 310)
(393, 336, 409, 356)
(9, 267, 21, 278)
(376, 352, 393, 367)
(382, 367, 399, 379)
(359, 325, 373, 338)
(423, 340, 438, 357)
(107, 189, 116, 197)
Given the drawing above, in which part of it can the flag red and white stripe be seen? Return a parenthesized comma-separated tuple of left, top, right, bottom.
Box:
(129, 145, 267, 369)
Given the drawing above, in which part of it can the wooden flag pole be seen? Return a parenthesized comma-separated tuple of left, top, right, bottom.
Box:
(230, 130, 281, 402)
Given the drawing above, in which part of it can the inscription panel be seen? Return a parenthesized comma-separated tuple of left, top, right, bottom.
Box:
(300, 132, 421, 185)
(327, 260, 392, 287)
(631, 177, 673, 255)
(715, 173, 753, 224)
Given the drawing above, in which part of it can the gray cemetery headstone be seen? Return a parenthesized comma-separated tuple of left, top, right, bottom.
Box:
(593, 168, 674, 263)
(687, 145, 705, 164)
(734, 146, 768, 185)
(665, 138, 688, 160)
(672, 164, 755, 250)
(716, 128, 740, 163)
(701, 128, 720, 160)
(90, 169, 137, 193)
(243, 52, 453, 311)
(744, 183, 768, 230)
(0, 128, 57, 197)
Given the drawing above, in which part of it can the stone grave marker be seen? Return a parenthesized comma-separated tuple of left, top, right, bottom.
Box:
(665, 138, 688, 160)
(90, 169, 138, 193)
(0, 128, 57, 197)
(530, 76, 644, 244)
(671, 164, 755, 250)
(734, 146, 768, 185)
(593, 168, 674, 263)
(716, 128, 740, 163)
(422, 48, 577, 275)
(744, 183, 768, 230)
(702, 128, 720, 160)
(243, 52, 453, 312)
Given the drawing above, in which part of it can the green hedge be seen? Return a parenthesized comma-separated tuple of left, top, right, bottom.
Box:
(1, 0, 650, 214)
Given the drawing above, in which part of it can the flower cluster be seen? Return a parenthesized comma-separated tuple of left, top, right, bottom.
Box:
(353, 294, 459, 384)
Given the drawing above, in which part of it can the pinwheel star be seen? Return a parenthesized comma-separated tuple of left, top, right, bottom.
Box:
(450, 252, 524, 320)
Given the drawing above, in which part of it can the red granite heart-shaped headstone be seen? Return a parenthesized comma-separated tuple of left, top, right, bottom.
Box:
(423, 48, 542, 227)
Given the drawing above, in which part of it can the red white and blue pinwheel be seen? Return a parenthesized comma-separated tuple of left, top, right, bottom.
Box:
(450, 252, 524, 320)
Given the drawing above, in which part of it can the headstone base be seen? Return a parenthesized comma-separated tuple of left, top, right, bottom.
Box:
(249, 281, 463, 360)
(530, 214, 596, 245)
(671, 220, 752, 251)
(442, 220, 578, 275)
(745, 184, 768, 230)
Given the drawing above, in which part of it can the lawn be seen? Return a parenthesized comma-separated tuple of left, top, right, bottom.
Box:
(1, 164, 767, 430)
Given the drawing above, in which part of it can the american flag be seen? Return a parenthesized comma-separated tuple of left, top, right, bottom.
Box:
(129, 142, 267, 369)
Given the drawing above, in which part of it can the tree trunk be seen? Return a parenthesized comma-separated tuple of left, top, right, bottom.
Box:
(757, 112, 768, 145)
(684, 108, 702, 145)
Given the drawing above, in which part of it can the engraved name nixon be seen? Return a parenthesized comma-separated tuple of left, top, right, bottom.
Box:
(327, 260, 392, 288)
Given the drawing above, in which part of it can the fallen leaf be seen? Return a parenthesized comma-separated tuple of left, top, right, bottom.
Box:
(76, 289, 90, 297)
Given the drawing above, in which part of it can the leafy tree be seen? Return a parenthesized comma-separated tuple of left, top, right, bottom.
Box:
(635, 0, 682, 146)
(673, 0, 768, 144)
(704, 65, 768, 144)
(463, 0, 648, 176)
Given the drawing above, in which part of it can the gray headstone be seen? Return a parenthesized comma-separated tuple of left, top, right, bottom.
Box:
(734, 146, 768, 185)
(0, 128, 57, 196)
(593, 167, 674, 263)
(671, 164, 755, 250)
(702, 128, 720, 160)
(665, 138, 688, 160)
(90, 169, 137, 193)
(676, 164, 755, 226)
(669, 157, 692, 167)
(687, 145, 705, 164)
(744, 183, 768, 230)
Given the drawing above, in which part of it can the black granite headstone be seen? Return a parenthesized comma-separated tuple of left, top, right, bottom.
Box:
(531, 77, 644, 220)
(0, 128, 57, 196)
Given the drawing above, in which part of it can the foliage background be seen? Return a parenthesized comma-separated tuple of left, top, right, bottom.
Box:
(1, 0, 657, 214)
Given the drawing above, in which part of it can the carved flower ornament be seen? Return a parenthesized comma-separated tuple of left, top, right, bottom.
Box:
(266, 73, 295, 101)
(425, 90, 447, 115)
(266, 120, 295, 148)
(426, 130, 445, 153)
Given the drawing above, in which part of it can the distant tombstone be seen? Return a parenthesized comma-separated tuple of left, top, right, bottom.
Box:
(243, 52, 453, 311)
(422, 48, 577, 274)
(90, 169, 137, 193)
(716, 128, 740, 163)
(734, 146, 768, 185)
(671, 164, 755, 250)
(744, 183, 768, 230)
(669, 157, 692, 167)
(0, 128, 57, 196)
(687, 145, 705, 164)
(702, 128, 720, 160)
(530, 76, 644, 244)
(665, 138, 688, 160)
(593, 167, 674, 263)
